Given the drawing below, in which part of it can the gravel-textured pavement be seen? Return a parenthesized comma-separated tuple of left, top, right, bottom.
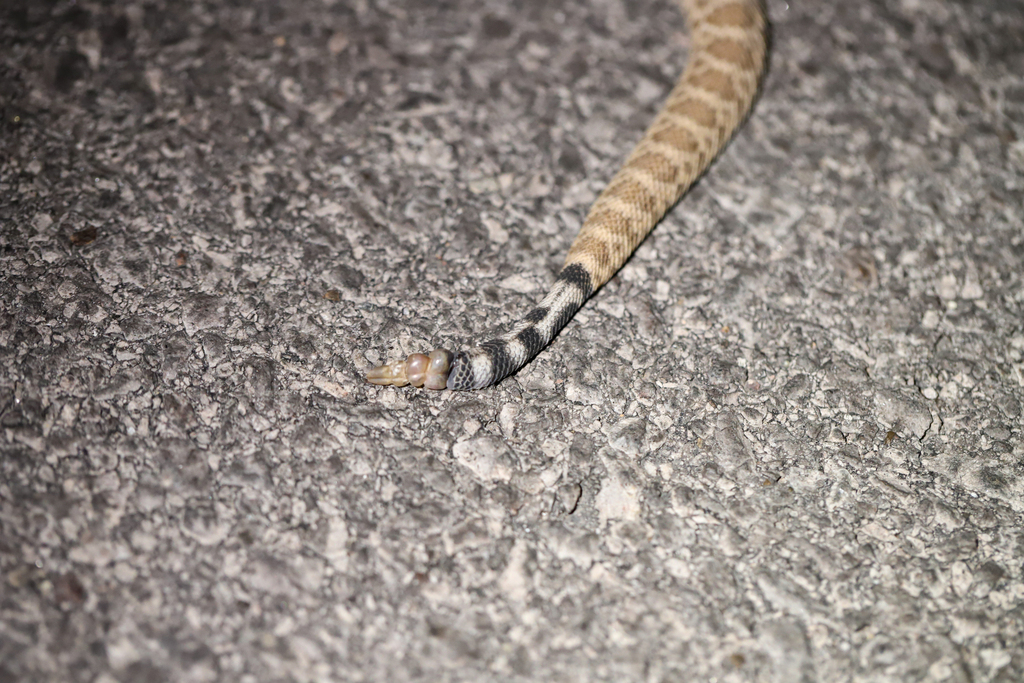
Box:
(2, 0, 1023, 681)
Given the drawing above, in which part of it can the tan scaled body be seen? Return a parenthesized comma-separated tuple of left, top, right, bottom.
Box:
(368, 0, 768, 391)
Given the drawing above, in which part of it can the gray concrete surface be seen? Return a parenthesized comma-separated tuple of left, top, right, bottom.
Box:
(2, 0, 1023, 681)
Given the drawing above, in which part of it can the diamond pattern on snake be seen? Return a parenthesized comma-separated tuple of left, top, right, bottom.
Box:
(367, 0, 768, 391)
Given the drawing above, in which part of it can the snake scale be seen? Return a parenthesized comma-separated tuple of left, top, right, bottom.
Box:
(367, 0, 768, 391)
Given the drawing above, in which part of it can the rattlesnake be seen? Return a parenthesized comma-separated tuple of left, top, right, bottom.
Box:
(367, 0, 768, 390)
